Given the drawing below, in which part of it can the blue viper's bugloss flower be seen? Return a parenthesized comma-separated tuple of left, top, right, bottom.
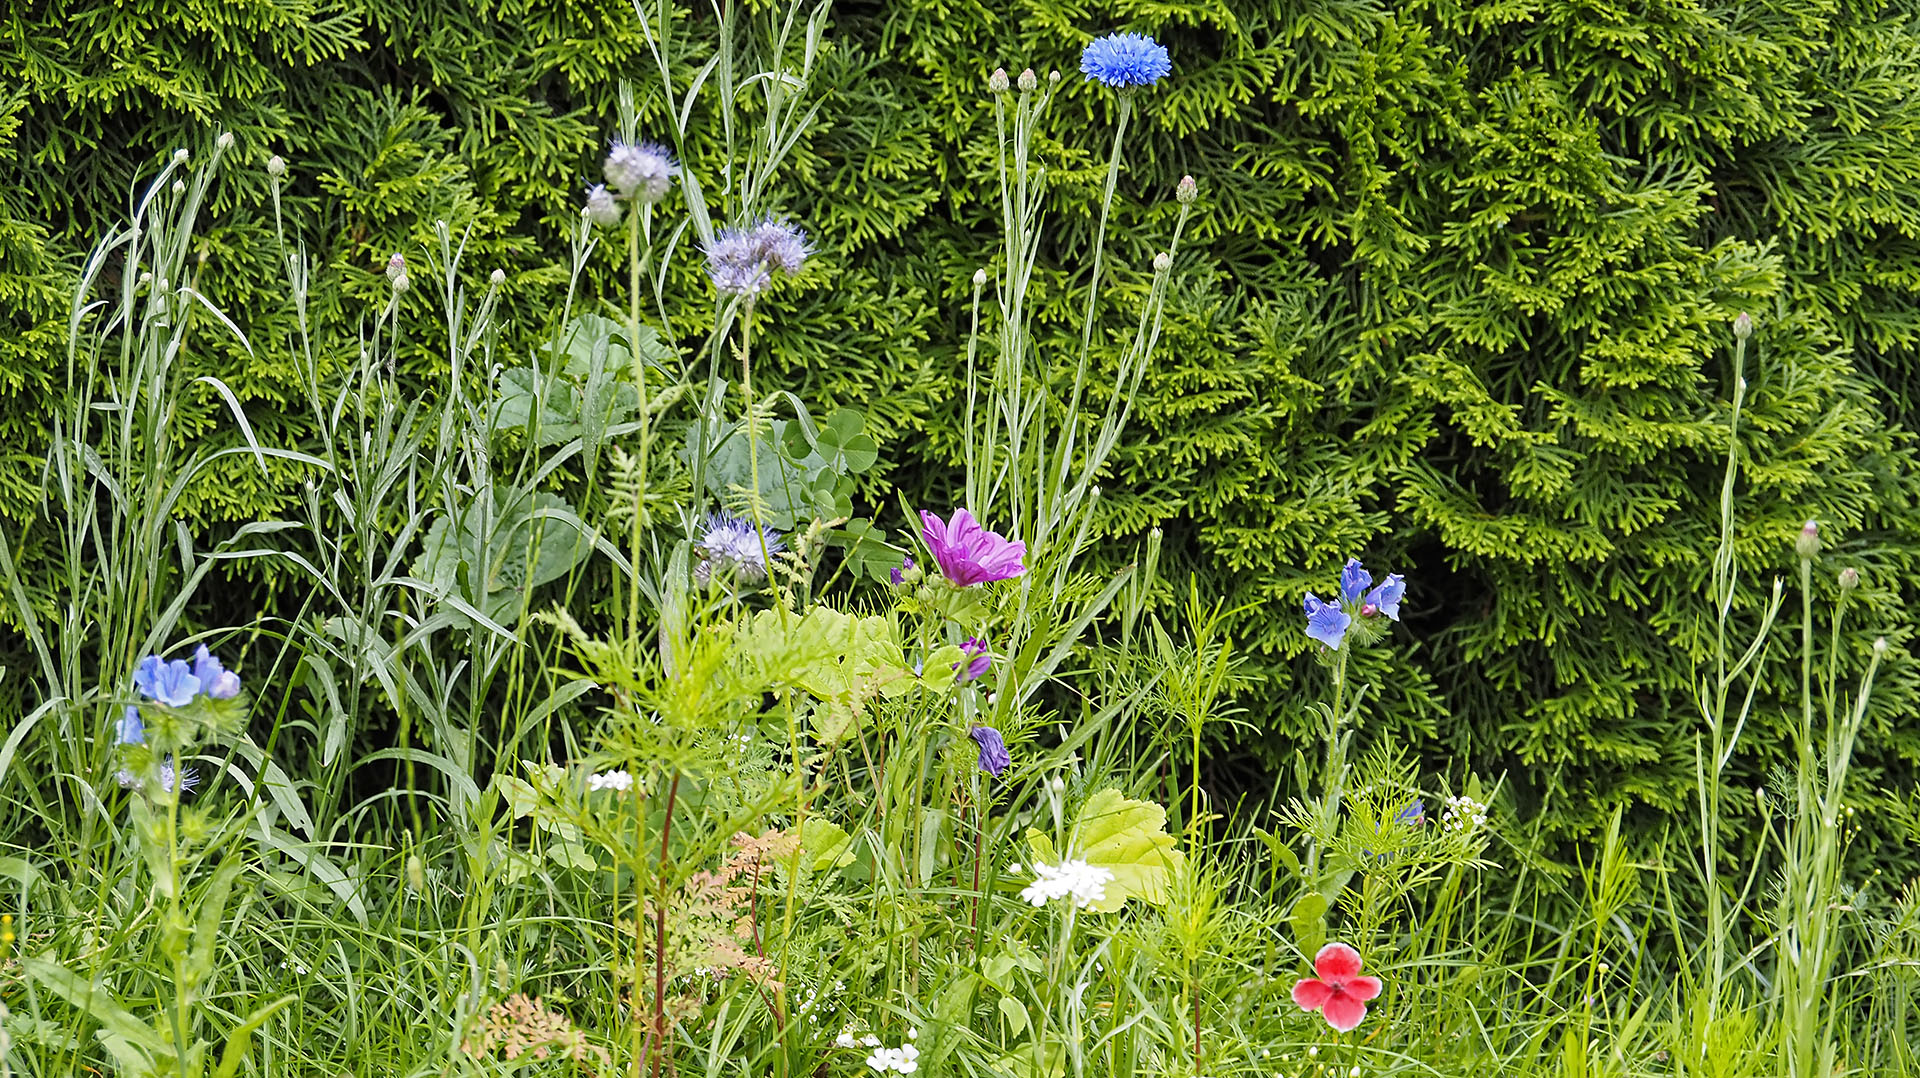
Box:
(969, 725, 1011, 777)
(134, 655, 200, 707)
(1394, 799, 1426, 826)
(1080, 33, 1171, 89)
(696, 512, 782, 583)
(192, 645, 242, 700)
(1339, 558, 1372, 604)
(117, 705, 145, 745)
(1303, 593, 1352, 649)
(1364, 574, 1406, 621)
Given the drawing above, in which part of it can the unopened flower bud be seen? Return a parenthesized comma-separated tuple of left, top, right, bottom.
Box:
(385, 253, 406, 281)
(405, 852, 425, 893)
(391, 273, 410, 294)
(972, 267, 988, 288)
(490, 269, 506, 287)
(171, 180, 186, 196)
(266, 154, 286, 178)
(1152, 251, 1171, 272)
(215, 132, 234, 151)
(1176, 175, 1196, 204)
(1839, 567, 1859, 591)
(171, 148, 189, 165)
(583, 184, 623, 228)
(1796, 519, 1820, 560)
(1047, 70, 1061, 84)
(988, 68, 1010, 93)
(1733, 312, 1753, 340)
(1874, 637, 1889, 656)
(1017, 68, 1038, 92)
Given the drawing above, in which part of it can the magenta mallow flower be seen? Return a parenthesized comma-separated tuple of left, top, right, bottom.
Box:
(920, 509, 1026, 586)
(969, 725, 1010, 777)
(1291, 942, 1383, 1032)
(134, 655, 200, 707)
(955, 637, 992, 682)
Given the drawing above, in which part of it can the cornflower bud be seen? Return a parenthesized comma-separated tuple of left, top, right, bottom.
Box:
(490, 268, 506, 286)
(385, 253, 406, 281)
(1152, 251, 1171, 272)
(171, 148, 189, 165)
(972, 267, 988, 287)
(392, 273, 410, 294)
(1017, 68, 1038, 92)
(1839, 567, 1859, 591)
(988, 68, 1010, 93)
(1047, 70, 1061, 84)
(171, 180, 186, 196)
(215, 132, 234, 151)
(1176, 175, 1197, 204)
(1733, 312, 1753, 340)
(1796, 519, 1820, 560)
(266, 154, 287, 178)
(1874, 637, 1889, 656)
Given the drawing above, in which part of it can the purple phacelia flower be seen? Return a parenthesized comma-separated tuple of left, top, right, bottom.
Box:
(134, 655, 200, 707)
(969, 725, 1011, 777)
(704, 219, 810, 296)
(955, 637, 992, 682)
(1303, 593, 1351, 650)
(192, 645, 241, 700)
(920, 509, 1026, 587)
(603, 140, 678, 203)
(696, 512, 782, 584)
(584, 184, 623, 228)
(1080, 32, 1171, 89)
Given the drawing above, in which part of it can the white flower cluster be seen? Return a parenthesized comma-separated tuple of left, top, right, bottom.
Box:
(1442, 794, 1488, 833)
(795, 979, 844, 1024)
(1019, 859, 1114, 909)
(588, 770, 634, 793)
(839, 1027, 918, 1074)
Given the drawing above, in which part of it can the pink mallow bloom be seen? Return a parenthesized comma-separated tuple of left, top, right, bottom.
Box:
(1291, 943, 1382, 1033)
(919, 509, 1026, 587)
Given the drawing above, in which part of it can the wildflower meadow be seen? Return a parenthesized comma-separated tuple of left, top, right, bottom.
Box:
(2, 4, 1918, 1077)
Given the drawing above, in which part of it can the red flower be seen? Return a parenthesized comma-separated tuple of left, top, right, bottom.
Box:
(1291, 942, 1382, 1032)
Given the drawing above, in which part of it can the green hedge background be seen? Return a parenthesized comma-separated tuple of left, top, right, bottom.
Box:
(4, 0, 1918, 856)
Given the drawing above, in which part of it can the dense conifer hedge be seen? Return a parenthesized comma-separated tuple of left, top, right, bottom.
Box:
(4, 0, 1917, 854)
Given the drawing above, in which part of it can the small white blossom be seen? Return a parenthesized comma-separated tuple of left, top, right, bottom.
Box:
(588, 770, 635, 793)
(865, 1044, 919, 1075)
(1020, 858, 1114, 909)
(1442, 794, 1489, 832)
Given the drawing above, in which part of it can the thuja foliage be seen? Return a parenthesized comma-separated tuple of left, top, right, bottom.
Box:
(4, 0, 1920, 854)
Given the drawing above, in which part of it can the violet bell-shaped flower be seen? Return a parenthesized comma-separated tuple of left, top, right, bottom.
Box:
(955, 638, 992, 682)
(920, 509, 1026, 586)
(969, 725, 1011, 778)
(192, 645, 242, 700)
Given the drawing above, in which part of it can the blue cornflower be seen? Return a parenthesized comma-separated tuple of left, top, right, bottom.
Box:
(969, 725, 1011, 778)
(1364, 574, 1406, 621)
(1339, 558, 1371, 604)
(117, 705, 145, 745)
(1080, 32, 1171, 89)
(1303, 593, 1351, 650)
(192, 645, 242, 700)
(696, 512, 782, 584)
(133, 655, 200, 707)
